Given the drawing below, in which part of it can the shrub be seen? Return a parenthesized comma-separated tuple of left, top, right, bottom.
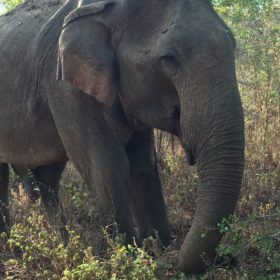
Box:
(2, 203, 158, 280)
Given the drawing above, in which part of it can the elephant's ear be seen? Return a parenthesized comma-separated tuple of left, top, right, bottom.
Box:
(57, 1, 119, 106)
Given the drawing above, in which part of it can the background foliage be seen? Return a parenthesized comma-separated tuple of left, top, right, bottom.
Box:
(0, 0, 22, 11)
(0, 0, 279, 279)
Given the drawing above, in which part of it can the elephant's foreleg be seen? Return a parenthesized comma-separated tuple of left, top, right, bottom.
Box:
(33, 162, 68, 244)
(48, 86, 135, 248)
(126, 129, 171, 246)
(0, 163, 9, 235)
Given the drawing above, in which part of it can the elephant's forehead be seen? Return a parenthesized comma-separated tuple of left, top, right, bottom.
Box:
(119, 0, 213, 40)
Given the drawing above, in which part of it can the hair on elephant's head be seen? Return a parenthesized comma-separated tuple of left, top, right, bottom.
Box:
(57, 0, 244, 274)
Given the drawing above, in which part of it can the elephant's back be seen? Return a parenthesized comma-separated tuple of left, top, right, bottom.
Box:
(0, 0, 64, 22)
(0, 0, 64, 39)
(0, 0, 70, 94)
(0, 0, 65, 77)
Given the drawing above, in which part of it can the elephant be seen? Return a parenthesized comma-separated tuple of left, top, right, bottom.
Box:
(0, 0, 245, 274)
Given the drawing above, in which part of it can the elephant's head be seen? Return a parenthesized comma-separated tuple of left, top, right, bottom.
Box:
(57, 0, 244, 273)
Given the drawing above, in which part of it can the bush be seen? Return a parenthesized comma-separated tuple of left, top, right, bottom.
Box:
(216, 211, 280, 279)
(1, 202, 158, 280)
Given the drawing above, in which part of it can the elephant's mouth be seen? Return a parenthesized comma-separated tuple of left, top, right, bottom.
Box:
(171, 107, 196, 166)
(182, 142, 196, 166)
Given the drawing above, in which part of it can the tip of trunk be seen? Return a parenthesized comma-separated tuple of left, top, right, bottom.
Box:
(177, 222, 222, 273)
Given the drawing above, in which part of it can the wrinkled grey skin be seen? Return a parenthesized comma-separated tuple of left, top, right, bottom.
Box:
(0, 0, 244, 273)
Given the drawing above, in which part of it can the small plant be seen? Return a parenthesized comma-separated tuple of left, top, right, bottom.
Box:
(216, 210, 280, 279)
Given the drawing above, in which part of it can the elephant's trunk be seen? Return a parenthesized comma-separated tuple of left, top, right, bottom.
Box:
(177, 66, 245, 273)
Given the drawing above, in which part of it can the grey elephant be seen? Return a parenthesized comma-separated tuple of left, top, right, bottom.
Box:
(0, 0, 244, 273)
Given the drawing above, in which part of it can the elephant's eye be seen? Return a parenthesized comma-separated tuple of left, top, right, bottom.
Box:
(160, 55, 180, 78)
